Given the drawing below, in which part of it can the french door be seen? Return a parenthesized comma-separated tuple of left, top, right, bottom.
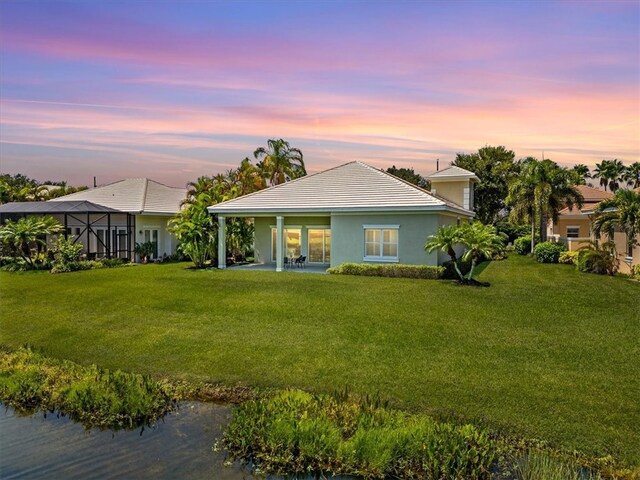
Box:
(143, 229, 159, 259)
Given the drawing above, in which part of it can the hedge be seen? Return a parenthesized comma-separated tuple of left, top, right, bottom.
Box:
(327, 262, 443, 280)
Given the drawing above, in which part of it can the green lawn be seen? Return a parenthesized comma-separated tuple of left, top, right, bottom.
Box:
(0, 256, 638, 466)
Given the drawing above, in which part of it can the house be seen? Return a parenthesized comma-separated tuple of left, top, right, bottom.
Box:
(548, 184, 639, 274)
(208, 161, 477, 271)
(0, 178, 185, 261)
(548, 185, 613, 250)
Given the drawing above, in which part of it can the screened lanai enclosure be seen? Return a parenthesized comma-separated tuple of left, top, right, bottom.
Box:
(0, 201, 135, 260)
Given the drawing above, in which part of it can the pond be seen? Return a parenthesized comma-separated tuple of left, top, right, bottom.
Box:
(0, 401, 257, 479)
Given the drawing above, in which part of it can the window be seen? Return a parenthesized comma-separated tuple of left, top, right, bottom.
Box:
(271, 228, 301, 261)
(566, 226, 580, 238)
(363, 226, 399, 261)
(627, 241, 634, 259)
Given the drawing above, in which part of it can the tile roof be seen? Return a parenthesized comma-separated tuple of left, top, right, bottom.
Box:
(208, 161, 474, 216)
(559, 185, 613, 215)
(0, 200, 120, 214)
(426, 165, 478, 181)
(48, 178, 185, 214)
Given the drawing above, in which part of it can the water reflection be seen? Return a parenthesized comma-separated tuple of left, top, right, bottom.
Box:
(0, 401, 256, 480)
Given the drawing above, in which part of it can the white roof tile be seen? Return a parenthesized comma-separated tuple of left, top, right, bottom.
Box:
(48, 178, 185, 214)
(209, 161, 473, 216)
(426, 165, 478, 181)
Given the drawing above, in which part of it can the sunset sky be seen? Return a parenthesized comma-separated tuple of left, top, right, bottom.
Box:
(0, 0, 638, 187)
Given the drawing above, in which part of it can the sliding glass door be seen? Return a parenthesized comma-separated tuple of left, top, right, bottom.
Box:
(271, 228, 301, 261)
(308, 229, 331, 263)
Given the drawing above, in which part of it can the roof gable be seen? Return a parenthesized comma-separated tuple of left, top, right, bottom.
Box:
(426, 165, 478, 181)
(209, 161, 473, 215)
(48, 178, 185, 214)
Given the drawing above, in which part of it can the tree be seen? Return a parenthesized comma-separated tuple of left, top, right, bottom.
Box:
(254, 139, 306, 186)
(453, 146, 519, 224)
(592, 189, 640, 259)
(424, 225, 465, 281)
(570, 164, 591, 185)
(0, 216, 63, 267)
(623, 162, 640, 189)
(169, 204, 217, 268)
(424, 222, 505, 283)
(458, 222, 505, 280)
(507, 158, 583, 246)
(386, 165, 429, 189)
(593, 159, 626, 192)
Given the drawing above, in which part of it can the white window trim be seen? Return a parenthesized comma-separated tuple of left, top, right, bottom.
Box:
(566, 225, 580, 238)
(363, 225, 399, 262)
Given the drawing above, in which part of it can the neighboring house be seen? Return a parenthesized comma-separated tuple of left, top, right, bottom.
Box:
(548, 184, 639, 274)
(548, 185, 613, 250)
(208, 161, 477, 271)
(0, 178, 185, 261)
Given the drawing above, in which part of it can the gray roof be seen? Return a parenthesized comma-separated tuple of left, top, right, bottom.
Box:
(208, 161, 474, 216)
(48, 178, 185, 215)
(0, 200, 121, 214)
(426, 165, 478, 181)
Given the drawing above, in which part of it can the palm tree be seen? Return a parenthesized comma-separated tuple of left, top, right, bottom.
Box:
(593, 159, 626, 192)
(424, 225, 465, 280)
(0, 216, 63, 267)
(459, 222, 505, 280)
(507, 158, 583, 245)
(506, 158, 538, 252)
(592, 189, 640, 258)
(570, 164, 590, 185)
(623, 162, 640, 189)
(254, 139, 306, 186)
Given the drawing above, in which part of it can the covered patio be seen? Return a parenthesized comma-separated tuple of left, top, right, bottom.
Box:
(227, 262, 329, 273)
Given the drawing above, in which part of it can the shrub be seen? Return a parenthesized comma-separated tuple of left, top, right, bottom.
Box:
(222, 389, 496, 479)
(99, 258, 127, 268)
(327, 263, 443, 280)
(533, 242, 566, 263)
(514, 235, 533, 255)
(576, 242, 618, 275)
(631, 264, 640, 280)
(0, 347, 174, 429)
(558, 251, 579, 265)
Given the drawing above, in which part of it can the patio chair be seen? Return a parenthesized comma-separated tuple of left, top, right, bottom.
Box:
(295, 255, 306, 268)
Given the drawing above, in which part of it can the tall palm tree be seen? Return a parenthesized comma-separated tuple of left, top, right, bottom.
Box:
(254, 139, 306, 186)
(182, 176, 218, 207)
(593, 159, 626, 192)
(592, 189, 640, 258)
(623, 162, 640, 189)
(570, 164, 590, 185)
(507, 158, 583, 244)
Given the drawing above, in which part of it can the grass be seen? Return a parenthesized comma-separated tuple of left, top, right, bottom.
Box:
(222, 388, 495, 479)
(0, 255, 638, 468)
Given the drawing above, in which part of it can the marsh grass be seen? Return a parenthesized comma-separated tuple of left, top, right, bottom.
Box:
(222, 389, 496, 479)
(0, 346, 174, 429)
(512, 452, 604, 480)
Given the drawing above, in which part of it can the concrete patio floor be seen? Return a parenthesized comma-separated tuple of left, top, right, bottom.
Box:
(227, 263, 329, 273)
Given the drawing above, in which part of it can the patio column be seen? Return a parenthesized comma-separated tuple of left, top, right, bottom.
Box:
(218, 215, 226, 269)
(276, 215, 284, 272)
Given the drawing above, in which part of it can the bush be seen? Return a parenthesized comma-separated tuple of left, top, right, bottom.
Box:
(631, 264, 640, 280)
(222, 389, 496, 479)
(533, 242, 566, 263)
(576, 243, 618, 276)
(327, 263, 443, 280)
(514, 235, 533, 255)
(0, 346, 174, 429)
(50, 258, 128, 274)
(558, 251, 579, 265)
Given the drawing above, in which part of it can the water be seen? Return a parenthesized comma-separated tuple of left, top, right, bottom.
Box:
(0, 401, 257, 480)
